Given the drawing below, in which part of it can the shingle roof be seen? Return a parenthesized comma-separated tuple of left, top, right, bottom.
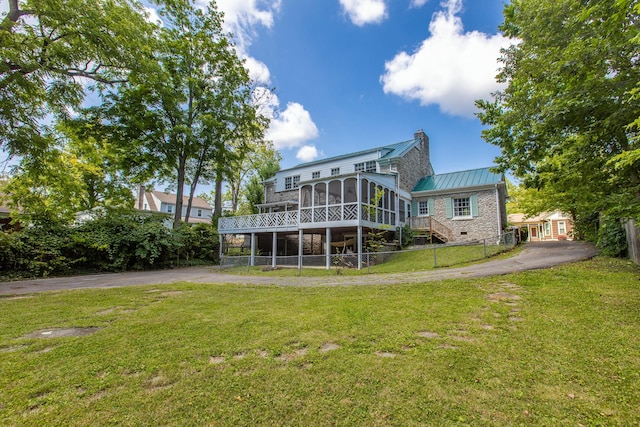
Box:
(412, 167, 503, 192)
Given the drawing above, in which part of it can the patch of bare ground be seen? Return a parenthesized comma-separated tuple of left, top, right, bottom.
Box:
(160, 290, 183, 296)
(450, 335, 474, 342)
(87, 389, 107, 402)
(488, 292, 521, 302)
(96, 306, 121, 315)
(209, 356, 226, 364)
(417, 331, 439, 339)
(277, 347, 308, 362)
(24, 327, 101, 339)
(0, 345, 28, 353)
(145, 375, 174, 391)
(319, 342, 341, 352)
(437, 344, 458, 350)
(375, 351, 396, 358)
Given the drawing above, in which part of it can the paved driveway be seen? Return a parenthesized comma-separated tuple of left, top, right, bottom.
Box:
(0, 241, 598, 295)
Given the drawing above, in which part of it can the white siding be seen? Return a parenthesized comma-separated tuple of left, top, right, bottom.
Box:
(274, 151, 381, 192)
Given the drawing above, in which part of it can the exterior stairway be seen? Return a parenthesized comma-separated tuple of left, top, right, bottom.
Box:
(408, 216, 452, 243)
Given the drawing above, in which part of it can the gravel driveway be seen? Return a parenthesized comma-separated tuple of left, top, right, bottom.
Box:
(0, 241, 598, 296)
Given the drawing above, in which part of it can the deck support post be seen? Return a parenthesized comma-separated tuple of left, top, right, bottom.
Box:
(298, 229, 303, 271)
(325, 228, 331, 270)
(272, 231, 277, 268)
(250, 233, 256, 267)
(357, 226, 363, 270)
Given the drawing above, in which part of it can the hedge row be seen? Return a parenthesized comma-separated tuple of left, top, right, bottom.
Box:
(0, 209, 219, 279)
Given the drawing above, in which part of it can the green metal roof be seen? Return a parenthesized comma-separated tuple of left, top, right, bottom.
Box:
(412, 167, 503, 192)
(380, 138, 417, 160)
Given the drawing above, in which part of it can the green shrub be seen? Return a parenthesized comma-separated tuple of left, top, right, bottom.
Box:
(597, 216, 627, 257)
(0, 218, 76, 278)
(74, 208, 177, 271)
(1, 208, 219, 279)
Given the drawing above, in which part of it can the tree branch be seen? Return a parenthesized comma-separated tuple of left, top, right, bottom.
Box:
(1, 0, 36, 31)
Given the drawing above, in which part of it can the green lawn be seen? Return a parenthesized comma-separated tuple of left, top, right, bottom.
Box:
(1, 257, 639, 425)
(221, 243, 519, 276)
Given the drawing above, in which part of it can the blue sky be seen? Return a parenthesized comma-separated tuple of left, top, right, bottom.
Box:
(209, 0, 514, 174)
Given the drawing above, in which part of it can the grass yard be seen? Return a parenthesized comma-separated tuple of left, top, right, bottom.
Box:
(1, 257, 639, 425)
(222, 243, 520, 276)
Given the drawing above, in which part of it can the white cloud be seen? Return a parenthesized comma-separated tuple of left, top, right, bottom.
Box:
(266, 102, 319, 151)
(142, 7, 163, 26)
(214, 0, 280, 50)
(214, 1, 320, 157)
(339, 0, 388, 26)
(243, 56, 272, 85)
(409, 0, 429, 8)
(380, 0, 512, 117)
(213, 0, 281, 84)
(296, 145, 321, 162)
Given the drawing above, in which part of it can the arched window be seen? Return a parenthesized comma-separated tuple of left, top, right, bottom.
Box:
(344, 178, 357, 203)
(328, 180, 341, 204)
(301, 185, 312, 208)
(360, 178, 369, 204)
(315, 183, 326, 206)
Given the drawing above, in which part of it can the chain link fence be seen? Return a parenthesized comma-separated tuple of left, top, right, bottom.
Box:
(220, 231, 517, 272)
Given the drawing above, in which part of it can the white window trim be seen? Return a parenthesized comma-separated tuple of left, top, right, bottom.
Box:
(558, 221, 567, 235)
(418, 201, 430, 216)
(452, 197, 471, 219)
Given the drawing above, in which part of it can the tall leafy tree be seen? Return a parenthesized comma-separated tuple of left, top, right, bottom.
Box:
(101, 0, 266, 228)
(241, 143, 281, 214)
(477, 0, 640, 229)
(1, 120, 133, 222)
(0, 0, 155, 157)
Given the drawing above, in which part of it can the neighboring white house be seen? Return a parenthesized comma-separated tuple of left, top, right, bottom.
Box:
(137, 187, 213, 224)
(217, 129, 508, 269)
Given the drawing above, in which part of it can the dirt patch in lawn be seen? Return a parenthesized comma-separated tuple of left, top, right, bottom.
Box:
(488, 292, 521, 302)
(24, 327, 101, 339)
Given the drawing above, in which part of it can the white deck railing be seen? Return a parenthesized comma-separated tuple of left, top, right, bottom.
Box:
(218, 203, 397, 233)
(218, 211, 299, 232)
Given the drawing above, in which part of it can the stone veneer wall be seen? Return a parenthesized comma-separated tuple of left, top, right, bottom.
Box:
(379, 131, 433, 193)
(264, 182, 299, 205)
(427, 188, 502, 242)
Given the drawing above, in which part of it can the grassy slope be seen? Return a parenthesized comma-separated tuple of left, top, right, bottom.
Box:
(0, 257, 638, 426)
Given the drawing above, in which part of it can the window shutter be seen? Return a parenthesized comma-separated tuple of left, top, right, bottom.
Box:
(427, 198, 435, 216)
(445, 198, 453, 219)
(411, 200, 417, 217)
(471, 195, 479, 217)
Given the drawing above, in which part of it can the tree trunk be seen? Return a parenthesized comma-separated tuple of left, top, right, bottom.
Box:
(214, 170, 223, 218)
(174, 154, 187, 229)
